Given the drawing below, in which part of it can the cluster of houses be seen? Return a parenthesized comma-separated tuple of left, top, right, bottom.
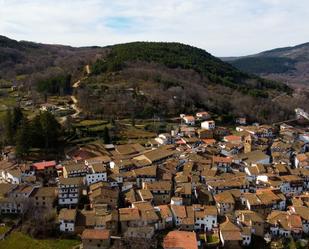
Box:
(0, 112, 309, 249)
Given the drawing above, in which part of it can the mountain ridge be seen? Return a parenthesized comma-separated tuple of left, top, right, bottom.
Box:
(224, 42, 309, 87)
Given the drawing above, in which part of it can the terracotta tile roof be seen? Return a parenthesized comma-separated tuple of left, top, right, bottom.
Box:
(119, 207, 140, 221)
(195, 205, 217, 218)
(81, 229, 110, 240)
(115, 144, 145, 155)
(143, 148, 175, 163)
(243, 193, 261, 206)
(220, 218, 242, 241)
(212, 156, 232, 164)
(33, 160, 56, 170)
(58, 208, 76, 221)
(156, 205, 172, 219)
(208, 176, 248, 188)
(124, 189, 137, 203)
(137, 189, 153, 200)
(64, 163, 86, 172)
(59, 176, 84, 186)
(214, 191, 235, 204)
(143, 181, 172, 192)
(235, 210, 264, 223)
(291, 206, 309, 220)
(91, 163, 107, 173)
(224, 135, 241, 142)
(175, 182, 192, 195)
(171, 205, 187, 218)
(202, 139, 217, 145)
(183, 116, 195, 121)
(297, 153, 309, 162)
(133, 165, 157, 177)
(267, 211, 302, 231)
(280, 174, 302, 182)
(163, 231, 198, 249)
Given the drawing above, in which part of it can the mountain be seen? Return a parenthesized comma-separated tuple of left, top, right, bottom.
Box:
(224, 42, 309, 88)
(0, 36, 305, 123)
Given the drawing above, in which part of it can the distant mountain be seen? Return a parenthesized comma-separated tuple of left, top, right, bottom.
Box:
(0, 36, 305, 123)
(223, 42, 309, 87)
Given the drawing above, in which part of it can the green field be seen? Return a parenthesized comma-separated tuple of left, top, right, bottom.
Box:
(0, 232, 80, 249)
(0, 226, 10, 235)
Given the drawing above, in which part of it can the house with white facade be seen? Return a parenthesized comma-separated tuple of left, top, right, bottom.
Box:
(196, 111, 211, 120)
(58, 177, 84, 206)
(201, 120, 215, 130)
(193, 205, 217, 232)
(86, 163, 107, 186)
(183, 116, 195, 126)
(155, 205, 173, 230)
(267, 211, 303, 238)
(214, 191, 235, 215)
(280, 175, 303, 195)
(59, 208, 77, 233)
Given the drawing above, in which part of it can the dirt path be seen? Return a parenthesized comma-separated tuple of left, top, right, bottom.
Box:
(85, 64, 91, 75)
(66, 64, 91, 119)
(72, 80, 80, 88)
(70, 95, 81, 118)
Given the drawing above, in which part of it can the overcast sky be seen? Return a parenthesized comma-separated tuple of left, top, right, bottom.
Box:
(0, 0, 309, 56)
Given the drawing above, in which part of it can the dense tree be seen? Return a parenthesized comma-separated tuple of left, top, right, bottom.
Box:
(103, 127, 110, 144)
(38, 111, 61, 150)
(3, 109, 14, 145)
(15, 120, 31, 158)
(3, 107, 25, 145)
(12, 106, 24, 130)
(36, 73, 72, 96)
(2, 109, 62, 158)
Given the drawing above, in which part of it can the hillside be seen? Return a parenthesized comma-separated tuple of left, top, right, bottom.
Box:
(0, 36, 305, 123)
(0, 35, 105, 85)
(77, 42, 299, 123)
(224, 42, 309, 88)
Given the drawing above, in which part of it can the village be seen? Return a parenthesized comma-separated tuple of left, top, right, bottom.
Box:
(0, 109, 309, 249)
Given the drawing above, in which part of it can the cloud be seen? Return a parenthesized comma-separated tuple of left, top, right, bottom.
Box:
(0, 0, 308, 56)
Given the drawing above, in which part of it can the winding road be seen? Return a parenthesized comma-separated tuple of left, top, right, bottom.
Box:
(59, 65, 90, 124)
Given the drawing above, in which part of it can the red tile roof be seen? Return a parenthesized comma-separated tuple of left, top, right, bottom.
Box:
(81, 229, 110, 240)
(33, 161, 56, 170)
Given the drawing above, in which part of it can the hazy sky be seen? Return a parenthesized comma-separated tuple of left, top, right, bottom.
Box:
(0, 0, 309, 56)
